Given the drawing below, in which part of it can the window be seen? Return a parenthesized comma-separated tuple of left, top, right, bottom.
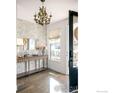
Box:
(49, 38, 60, 61)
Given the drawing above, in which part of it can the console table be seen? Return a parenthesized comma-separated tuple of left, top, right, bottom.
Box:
(17, 55, 48, 78)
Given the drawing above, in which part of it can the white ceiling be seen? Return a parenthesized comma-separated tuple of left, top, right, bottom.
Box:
(17, 0, 78, 24)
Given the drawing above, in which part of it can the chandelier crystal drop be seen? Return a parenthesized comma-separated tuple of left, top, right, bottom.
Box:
(34, 0, 52, 25)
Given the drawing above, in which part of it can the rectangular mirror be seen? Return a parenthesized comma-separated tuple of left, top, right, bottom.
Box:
(16, 38, 38, 56)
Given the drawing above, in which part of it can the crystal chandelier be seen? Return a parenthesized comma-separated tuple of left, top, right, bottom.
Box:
(34, 0, 52, 25)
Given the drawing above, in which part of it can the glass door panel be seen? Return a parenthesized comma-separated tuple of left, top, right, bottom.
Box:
(73, 16, 78, 68)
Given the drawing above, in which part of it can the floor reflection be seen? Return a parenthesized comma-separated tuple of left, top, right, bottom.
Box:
(49, 72, 69, 93)
(49, 77, 63, 93)
(17, 70, 69, 93)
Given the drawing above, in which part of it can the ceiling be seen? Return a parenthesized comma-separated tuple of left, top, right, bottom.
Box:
(17, 0, 78, 24)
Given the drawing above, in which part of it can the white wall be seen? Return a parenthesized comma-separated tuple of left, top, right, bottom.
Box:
(47, 19, 69, 74)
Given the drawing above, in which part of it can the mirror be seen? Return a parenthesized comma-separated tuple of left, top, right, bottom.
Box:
(17, 38, 37, 56)
(17, 38, 47, 57)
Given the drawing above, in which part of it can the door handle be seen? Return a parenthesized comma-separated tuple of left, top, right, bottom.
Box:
(69, 50, 73, 67)
(69, 50, 73, 58)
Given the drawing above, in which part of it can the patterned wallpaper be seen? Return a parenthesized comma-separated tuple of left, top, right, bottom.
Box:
(16, 18, 47, 74)
(16, 18, 46, 45)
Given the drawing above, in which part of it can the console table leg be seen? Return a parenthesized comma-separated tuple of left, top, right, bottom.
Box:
(39, 60, 40, 70)
(43, 59, 44, 68)
(25, 61, 27, 74)
(28, 61, 30, 75)
(35, 60, 37, 70)
(46, 58, 48, 68)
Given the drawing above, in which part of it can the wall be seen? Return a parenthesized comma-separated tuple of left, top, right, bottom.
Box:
(16, 19, 46, 74)
(16, 18, 69, 75)
(47, 18, 69, 75)
(16, 18, 46, 44)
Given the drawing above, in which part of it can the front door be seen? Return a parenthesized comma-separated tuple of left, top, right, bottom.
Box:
(69, 10, 78, 92)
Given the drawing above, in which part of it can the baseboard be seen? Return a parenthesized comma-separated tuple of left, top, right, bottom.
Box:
(48, 68, 69, 76)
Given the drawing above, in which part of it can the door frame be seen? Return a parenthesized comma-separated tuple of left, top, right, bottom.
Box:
(69, 10, 78, 92)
